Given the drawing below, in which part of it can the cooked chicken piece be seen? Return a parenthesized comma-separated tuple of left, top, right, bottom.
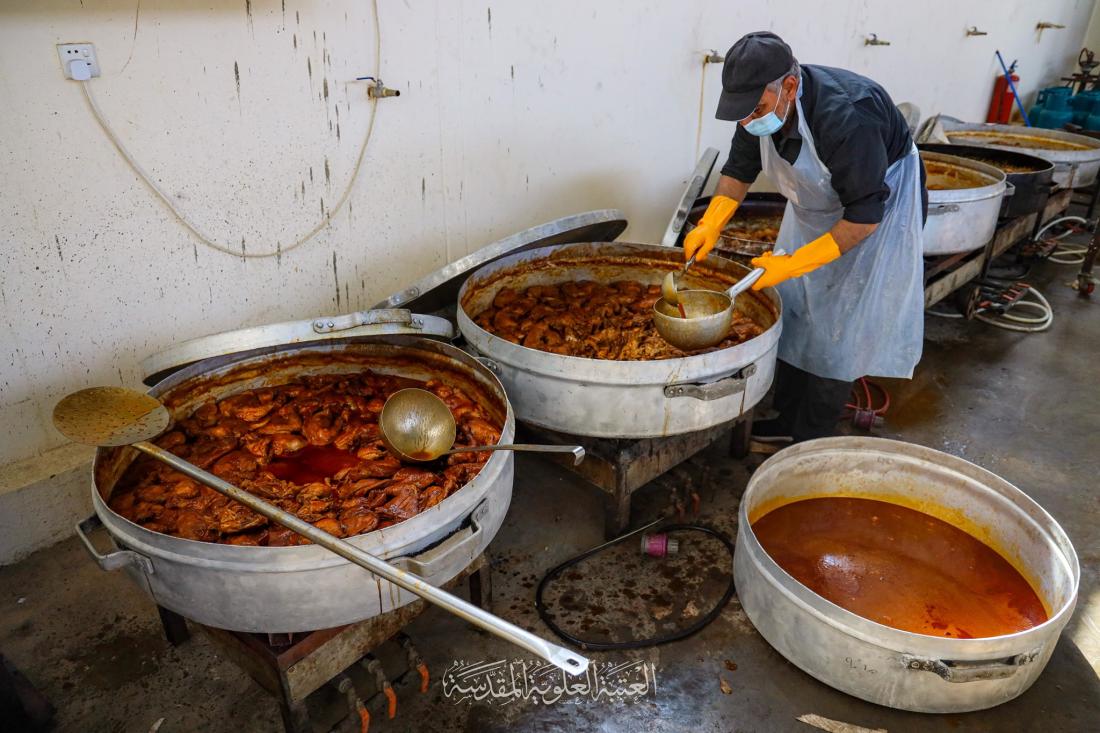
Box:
(340, 510, 380, 536)
(354, 435, 389, 460)
(446, 449, 483, 465)
(135, 482, 171, 504)
(156, 430, 188, 451)
(461, 418, 500, 447)
(492, 309, 520, 332)
(189, 436, 239, 469)
(297, 482, 332, 501)
(441, 463, 484, 494)
(225, 530, 267, 546)
(270, 433, 309, 456)
(130, 501, 164, 523)
(492, 287, 520, 308)
(337, 454, 401, 479)
(333, 419, 377, 451)
(420, 485, 447, 510)
(110, 491, 136, 514)
(297, 499, 333, 520)
(312, 517, 344, 537)
(165, 478, 201, 507)
(211, 450, 259, 479)
(255, 405, 303, 435)
(335, 477, 391, 499)
(240, 433, 272, 459)
(218, 391, 278, 422)
(378, 486, 419, 521)
(243, 475, 297, 500)
(176, 510, 218, 541)
(206, 417, 253, 440)
(267, 526, 310, 546)
(302, 408, 340, 446)
(190, 400, 219, 427)
(391, 467, 441, 490)
(216, 503, 267, 534)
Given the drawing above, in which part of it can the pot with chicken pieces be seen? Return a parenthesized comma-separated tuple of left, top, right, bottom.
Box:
(473, 280, 763, 360)
(108, 372, 502, 546)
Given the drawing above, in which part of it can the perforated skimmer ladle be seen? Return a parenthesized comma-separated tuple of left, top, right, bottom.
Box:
(52, 386, 590, 676)
(379, 388, 585, 465)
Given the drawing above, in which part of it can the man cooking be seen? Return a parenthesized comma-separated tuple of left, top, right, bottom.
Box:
(685, 32, 927, 444)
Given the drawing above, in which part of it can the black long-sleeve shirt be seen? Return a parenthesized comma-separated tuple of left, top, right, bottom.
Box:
(721, 64, 927, 224)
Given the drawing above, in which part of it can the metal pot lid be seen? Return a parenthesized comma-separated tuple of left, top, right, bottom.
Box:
(660, 147, 719, 248)
(140, 309, 454, 386)
(372, 209, 628, 314)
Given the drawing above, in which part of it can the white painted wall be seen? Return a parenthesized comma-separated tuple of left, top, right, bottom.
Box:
(1, 0, 1096, 469)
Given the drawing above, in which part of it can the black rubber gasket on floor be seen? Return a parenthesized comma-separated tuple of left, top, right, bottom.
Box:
(534, 523, 737, 651)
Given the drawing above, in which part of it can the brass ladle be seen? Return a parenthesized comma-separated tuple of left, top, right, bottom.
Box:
(661, 252, 698, 315)
(378, 389, 584, 465)
(52, 386, 589, 675)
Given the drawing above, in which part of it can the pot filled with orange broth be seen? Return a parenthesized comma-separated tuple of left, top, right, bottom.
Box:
(733, 437, 1079, 713)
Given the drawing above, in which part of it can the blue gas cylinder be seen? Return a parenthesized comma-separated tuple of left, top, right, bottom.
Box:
(1085, 94, 1100, 131)
(1036, 86, 1074, 129)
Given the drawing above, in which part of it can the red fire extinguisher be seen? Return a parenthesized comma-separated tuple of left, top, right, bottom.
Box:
(987, 62, 1019, 124)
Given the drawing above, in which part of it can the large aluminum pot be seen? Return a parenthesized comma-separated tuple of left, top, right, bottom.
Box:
(922, 152, 1008, 256)
(936, 118, 1100, 189)
(78, 336, 515, 633)
(919, 143, 1055, 220)
(457, 242, 781, 439)
(734, 437, 1079, 713)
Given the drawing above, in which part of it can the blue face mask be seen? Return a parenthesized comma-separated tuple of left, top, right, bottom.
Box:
(743, 89, 792, 137)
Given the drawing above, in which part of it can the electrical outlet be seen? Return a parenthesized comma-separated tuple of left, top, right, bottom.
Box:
(57, 43, 100, 79)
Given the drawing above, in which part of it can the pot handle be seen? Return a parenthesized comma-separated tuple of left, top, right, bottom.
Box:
(901, 651, 1039, 683)
(1003, 181, 1016, 198)
(474, 356, 502, 375)
(75, 514, 154, 575)
(392, 500, 489, 577)
(928, 204, 961, 216)
(312, 309, 422, 334)
(665, 364, 757, 401)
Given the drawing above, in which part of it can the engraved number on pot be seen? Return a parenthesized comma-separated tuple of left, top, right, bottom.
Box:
(844, 657, 877, 675)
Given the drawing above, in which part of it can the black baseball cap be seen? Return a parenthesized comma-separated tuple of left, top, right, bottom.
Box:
(716, 32, 795, 121)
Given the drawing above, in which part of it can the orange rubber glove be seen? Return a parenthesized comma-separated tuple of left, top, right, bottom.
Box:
(683, 195, 739, 261)
(750, 232, 842, 290)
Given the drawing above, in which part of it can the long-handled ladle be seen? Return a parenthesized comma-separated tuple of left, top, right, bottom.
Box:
(379, 389, 584, 465)
(52, 386, 589, 675)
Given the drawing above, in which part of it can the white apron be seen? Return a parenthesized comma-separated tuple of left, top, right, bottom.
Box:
(760, 96, 925, 382)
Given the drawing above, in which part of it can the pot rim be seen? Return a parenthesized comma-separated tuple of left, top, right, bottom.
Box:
(922, 151, 1008, 204)
(91, 337, 516, 565)
(917, 142, 1056, 177)
(938, 119, 1100, 163)
(456, 241, 782, 383)
(738, 436, 1080, 656)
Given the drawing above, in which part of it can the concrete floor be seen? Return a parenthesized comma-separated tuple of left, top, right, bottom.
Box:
(2, 249, 1098, 733)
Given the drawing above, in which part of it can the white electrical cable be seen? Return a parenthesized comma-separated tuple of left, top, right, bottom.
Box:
(926, 285, 1054, 332)
(1035, 215, 1090, 265)
(974, 286, 1054, 333)
(925, 305, 964, 319)
(78, 0, 382, 260)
